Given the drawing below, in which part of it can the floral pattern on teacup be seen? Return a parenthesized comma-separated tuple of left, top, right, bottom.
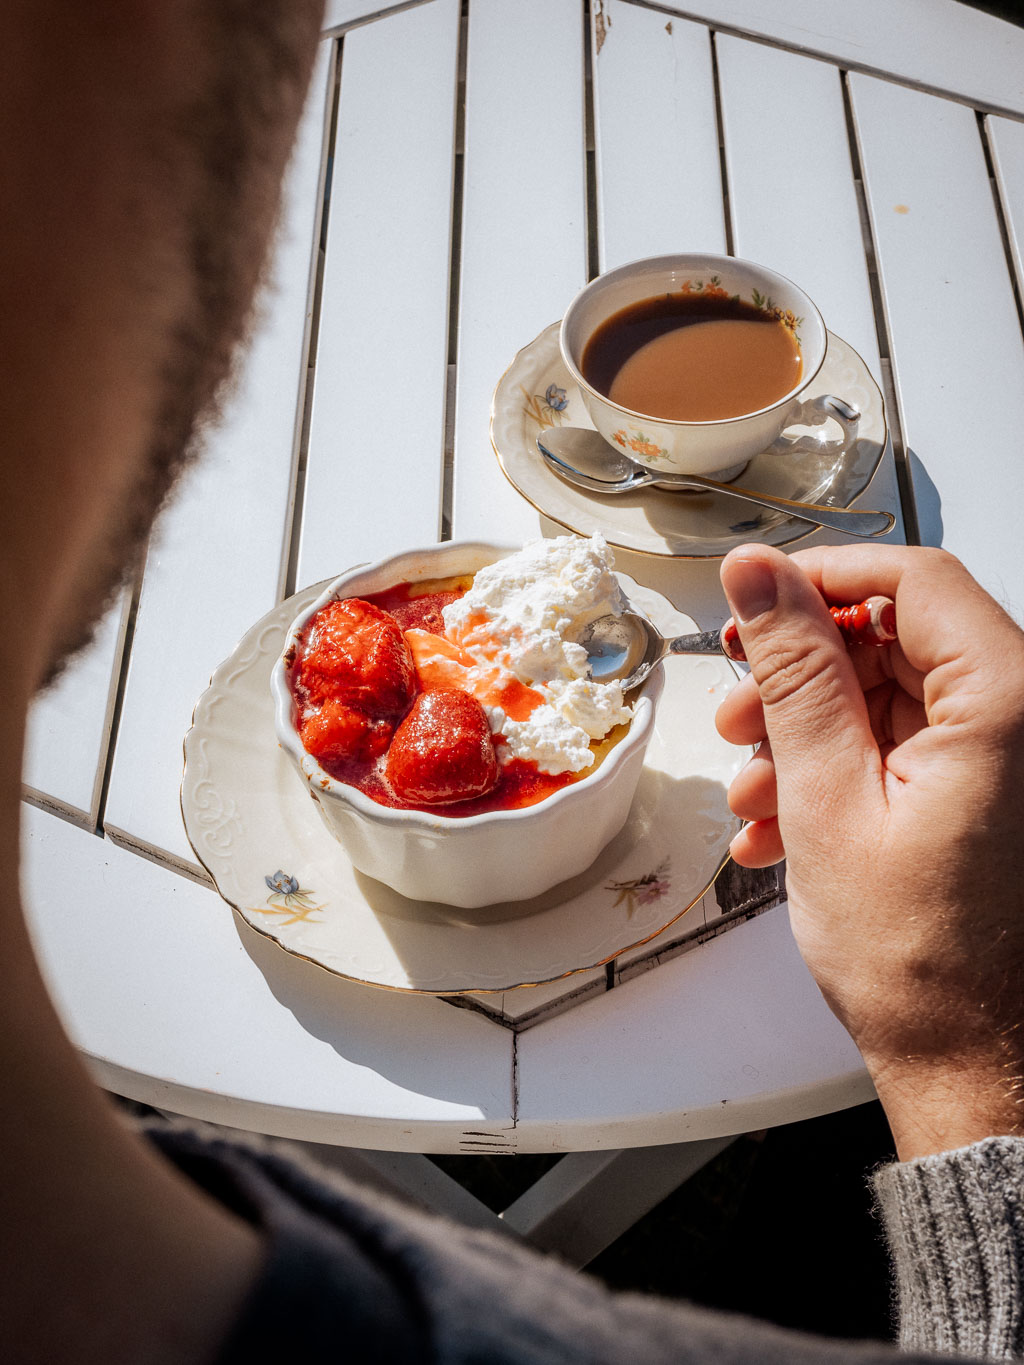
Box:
(675, 277, 803, 341)
(750, 288, 803, 339)
(678, 274, 732, 300)
(611, 428, 671, 463)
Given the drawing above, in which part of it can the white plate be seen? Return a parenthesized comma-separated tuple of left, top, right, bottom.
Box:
(182, 578, 746, 994)
(491, 322, 890, 558)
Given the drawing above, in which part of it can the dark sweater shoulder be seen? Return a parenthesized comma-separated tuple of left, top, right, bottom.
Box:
(147, 1121, 989, 1365)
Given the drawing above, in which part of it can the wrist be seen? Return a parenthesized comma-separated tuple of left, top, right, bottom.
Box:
(865, 1051, 1024, 1161)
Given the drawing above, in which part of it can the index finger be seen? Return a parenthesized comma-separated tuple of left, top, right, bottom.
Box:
(787, 544, 1024, 680)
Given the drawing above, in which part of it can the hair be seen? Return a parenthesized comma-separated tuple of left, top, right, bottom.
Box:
(40, 1, 323, 683)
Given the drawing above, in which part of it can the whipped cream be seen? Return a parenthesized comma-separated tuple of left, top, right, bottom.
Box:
(437, 535, 633, 774)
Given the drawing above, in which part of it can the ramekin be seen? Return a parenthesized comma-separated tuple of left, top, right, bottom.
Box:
(270, 541, 660, 908)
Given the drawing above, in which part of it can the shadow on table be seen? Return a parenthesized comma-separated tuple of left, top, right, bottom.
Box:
(905, 445, 943, 546)
(231, 767, 731, 1099)
(234, 923, 514, 1111)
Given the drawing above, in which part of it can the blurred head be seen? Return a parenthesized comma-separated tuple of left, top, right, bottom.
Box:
(0, 2, 322, 690)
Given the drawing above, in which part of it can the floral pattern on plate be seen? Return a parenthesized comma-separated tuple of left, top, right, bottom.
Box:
(520, 382, 570, 429)
(250, 871, 325, 926)
(606, 859, 672, 919)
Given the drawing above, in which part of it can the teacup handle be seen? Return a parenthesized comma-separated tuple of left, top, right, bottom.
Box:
(766, 394, 860, 457)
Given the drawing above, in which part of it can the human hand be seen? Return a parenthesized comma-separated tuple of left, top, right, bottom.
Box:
(716, 544, 1024, 1159)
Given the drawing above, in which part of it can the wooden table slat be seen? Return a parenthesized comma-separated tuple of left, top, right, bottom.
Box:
(451, 0, 588, 544)
(986, 115, 1024, 306)
(296, 0, 461, 590)
(516, 903, 870, 1149)
(22, 806, 516, 1151)
(102, 43, 335, 870)
(641, 0, 1024, 116)
(850, 73, 1024, 615)
(23, 595, 132, 827)
(592, 2, 726, 269)
(322, 0, 429, 36)
(717, 34, 906, 548)
(718, 37, 880, 377)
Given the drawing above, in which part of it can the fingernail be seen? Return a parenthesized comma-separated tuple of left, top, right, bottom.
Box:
(722, 557, 778, 623)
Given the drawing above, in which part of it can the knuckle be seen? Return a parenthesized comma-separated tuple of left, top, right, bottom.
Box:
(918, 545, 961, 574)
(914, 546, 982, 599)
(750, 639, 846, 719)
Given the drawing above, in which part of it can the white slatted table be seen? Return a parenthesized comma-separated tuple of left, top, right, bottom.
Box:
(21, 0, 1024, 1262)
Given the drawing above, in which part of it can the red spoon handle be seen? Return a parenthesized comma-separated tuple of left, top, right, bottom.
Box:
(720, 595, 896, 663)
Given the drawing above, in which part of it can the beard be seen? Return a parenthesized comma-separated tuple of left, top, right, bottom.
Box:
(39, 1, 323, 687)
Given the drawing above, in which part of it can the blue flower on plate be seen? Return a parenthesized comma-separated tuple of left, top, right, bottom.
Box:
(545, 383, 569, 412)
(266, 870, 299, 896)
(254, 871, 323, 925)
(729, 515, 764, 534)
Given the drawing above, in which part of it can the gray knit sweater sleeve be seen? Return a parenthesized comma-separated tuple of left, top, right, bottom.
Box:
(872, 1137, 1024, 1360)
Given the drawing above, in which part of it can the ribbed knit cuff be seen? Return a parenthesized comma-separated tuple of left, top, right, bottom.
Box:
(872, 1137, 1024, 1360)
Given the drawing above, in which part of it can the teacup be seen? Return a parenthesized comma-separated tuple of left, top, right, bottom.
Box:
(559, 253, 859, 481)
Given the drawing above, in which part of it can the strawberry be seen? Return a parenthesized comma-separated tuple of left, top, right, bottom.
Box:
(386, 689, 498, 804)
(298, 598, 415, 716)
(300, 698, 393, 765)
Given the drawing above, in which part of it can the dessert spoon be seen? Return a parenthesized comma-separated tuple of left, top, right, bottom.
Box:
(581, 597, 897, 690)
(536, 427, 894, 538)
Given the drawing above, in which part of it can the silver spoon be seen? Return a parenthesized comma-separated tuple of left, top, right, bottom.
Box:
(582, 597, 897, 691)
(536, 427, 894, 538)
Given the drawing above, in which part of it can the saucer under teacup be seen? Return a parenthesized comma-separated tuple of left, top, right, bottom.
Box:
(491, 322, 890, 560)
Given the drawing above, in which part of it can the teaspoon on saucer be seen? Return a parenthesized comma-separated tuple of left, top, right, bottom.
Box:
(582, 597, 897, 690)
(536, 427, 894, 539)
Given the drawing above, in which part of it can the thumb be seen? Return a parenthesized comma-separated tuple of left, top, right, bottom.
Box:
(720, 546, 882, 834)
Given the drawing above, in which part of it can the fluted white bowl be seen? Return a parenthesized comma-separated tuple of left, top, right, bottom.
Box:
(270, 541, 660, 908)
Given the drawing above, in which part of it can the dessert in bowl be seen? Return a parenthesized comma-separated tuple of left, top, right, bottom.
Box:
(270, 536, 661, 908)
